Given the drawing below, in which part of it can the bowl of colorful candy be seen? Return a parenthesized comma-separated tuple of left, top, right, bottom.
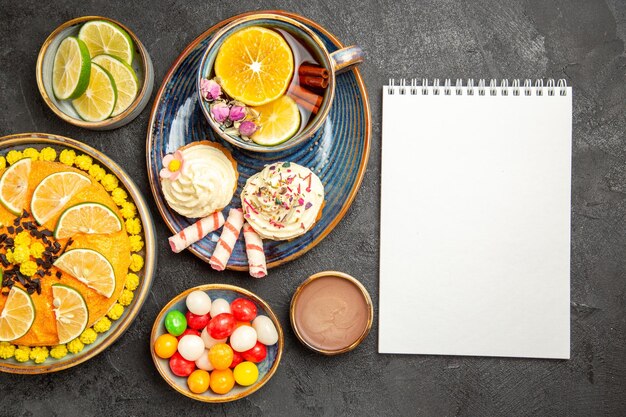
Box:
(150, 284, 283, 402)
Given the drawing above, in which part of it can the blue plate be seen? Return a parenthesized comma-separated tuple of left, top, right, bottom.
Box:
(146, 11, 371, 270)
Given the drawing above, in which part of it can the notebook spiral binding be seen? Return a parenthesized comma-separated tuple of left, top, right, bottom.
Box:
(387, 78, 568, 97)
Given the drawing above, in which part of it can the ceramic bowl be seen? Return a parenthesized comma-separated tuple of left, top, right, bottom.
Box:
(36, 16, 154, 130)
(290, 271, 373, 355)
(0, 133, 157, 374)
(150, 284, 283, 402)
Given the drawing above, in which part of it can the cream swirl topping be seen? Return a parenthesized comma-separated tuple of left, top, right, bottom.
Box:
(161, 143, 237, 218)
(241, 162, 324, 240)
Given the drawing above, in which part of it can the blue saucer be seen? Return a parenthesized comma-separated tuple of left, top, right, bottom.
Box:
(146, 11, 371, 270)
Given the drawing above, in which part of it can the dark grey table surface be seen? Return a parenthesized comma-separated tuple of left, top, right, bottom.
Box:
(1, 0, 626, 416)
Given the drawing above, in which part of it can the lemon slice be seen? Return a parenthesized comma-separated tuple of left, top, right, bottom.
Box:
(71, 63, 117, 122)
(54, 248, 116, 298)
(31, 171, 92, 225)
(78, 20, 134, 65)
(251, 95, 300, 146)
(214, 26, 294, 106)
(52, 36, 92, 100)
(0, 158, 31, 215)
(91, 54, 139, 116)
(52, 284, 89, 344)
(0, 286, 35, 342)
(54, 202, 122, 239)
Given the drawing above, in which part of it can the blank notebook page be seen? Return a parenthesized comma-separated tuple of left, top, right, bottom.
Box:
(379, 82, 572, 359)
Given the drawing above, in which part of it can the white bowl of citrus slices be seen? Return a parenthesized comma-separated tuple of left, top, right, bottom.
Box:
(0, 133, 156, 374)
(36, 16, 154, 130)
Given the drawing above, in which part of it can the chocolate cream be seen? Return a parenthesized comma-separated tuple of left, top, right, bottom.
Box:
(293, 276, 370, 352)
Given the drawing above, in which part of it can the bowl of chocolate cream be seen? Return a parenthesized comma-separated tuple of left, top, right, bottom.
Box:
(290, 271, 373, 355)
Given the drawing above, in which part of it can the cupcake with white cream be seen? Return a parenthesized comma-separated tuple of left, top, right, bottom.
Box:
(241, 162, 324, 240)
(160, 141, 238, 218)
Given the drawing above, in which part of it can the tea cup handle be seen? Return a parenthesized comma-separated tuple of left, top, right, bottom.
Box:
(330, 45, 364, 74)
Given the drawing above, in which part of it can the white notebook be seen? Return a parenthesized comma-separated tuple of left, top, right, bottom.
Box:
(379, 79, 572, 359)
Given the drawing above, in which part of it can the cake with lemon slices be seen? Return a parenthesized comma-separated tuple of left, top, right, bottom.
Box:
(0, 148, 142, 355)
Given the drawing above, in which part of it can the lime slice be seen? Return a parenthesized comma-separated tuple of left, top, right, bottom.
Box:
(0, 158, 31, 215)
(54, 202, 122, 239)
(91, 54, 138, 116)
(52, 284, 89, 344)
(0, 286, 35, 342)
(251, 95, 301, 146)
(54, 248, 116, 298)
(78, 20, 134, 65)
(52, 36, 91, 100)
(71, 63, 117, 122)
(31, 171, 92, 225)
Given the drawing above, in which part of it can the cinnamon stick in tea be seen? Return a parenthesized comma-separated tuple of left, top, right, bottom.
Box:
(299, 75, 329, 89)
(288, 84, 323, 108)
(298, 64, 329, 79)
(288, 92, 320, 114)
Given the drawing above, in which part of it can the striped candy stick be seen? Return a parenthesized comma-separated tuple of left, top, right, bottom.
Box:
(209, 208, 244, 271)
(243, 223, 267, 278)
(168, 211, 225, 253)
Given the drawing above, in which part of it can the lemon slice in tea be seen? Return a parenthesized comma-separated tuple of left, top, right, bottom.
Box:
(91, 54, 139, 116)
(52, 36, 91, 100)
(54, 202, 122, 239)
(0, 158, 31, 215)
(31, 171, 92, 225)
(54, 248, 116, 298)
(214, 26, 294, 106)
(52, 284, 89, 344)
(0, 286, 35, 342)
(251, 95, 300, 146)
(78, 20, 134, 65)
(71, 63, 118, 122)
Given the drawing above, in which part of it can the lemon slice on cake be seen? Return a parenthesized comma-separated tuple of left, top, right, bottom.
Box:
(52, 284, 89, 344)
(251, 95, 300, 146)
(54, 202, 122, 239)
(31, 171, 92, 225)
(78, 20, 134, 65)
(214, 26, 294, 106)
(52, 36, 92, 100)
(54, 249, 116, 298)
(0, 286, 35, 342)
(0, 158, 31, 215)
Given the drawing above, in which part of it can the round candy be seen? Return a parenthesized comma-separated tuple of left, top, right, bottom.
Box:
(235, 321, 251, 329)
(210, 298, 231, 317)
(207, 313, 236, 339)
(233, 361, 259, 386)
(208, 343, 234, 370)
(177, 328, 200, 341)
(185, 311, 211, 330)
(186, 291, 212, 315)
(210, 368, 235, 395)
(230, 298, 257, 322)
(229, 350, 243, 369)
(178, 334, 205, 361)
(229, 325, 257, 352)
(195, 349, 214, 371)
(242, 341, 267, 363)
(169, 351, 196, 377)
(187, 369, 211, 394)
(200, 327, 227, 349)
(154, 334, 178, 359)
(252, 315, 279, 345)
(164, 310, 187, 336)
